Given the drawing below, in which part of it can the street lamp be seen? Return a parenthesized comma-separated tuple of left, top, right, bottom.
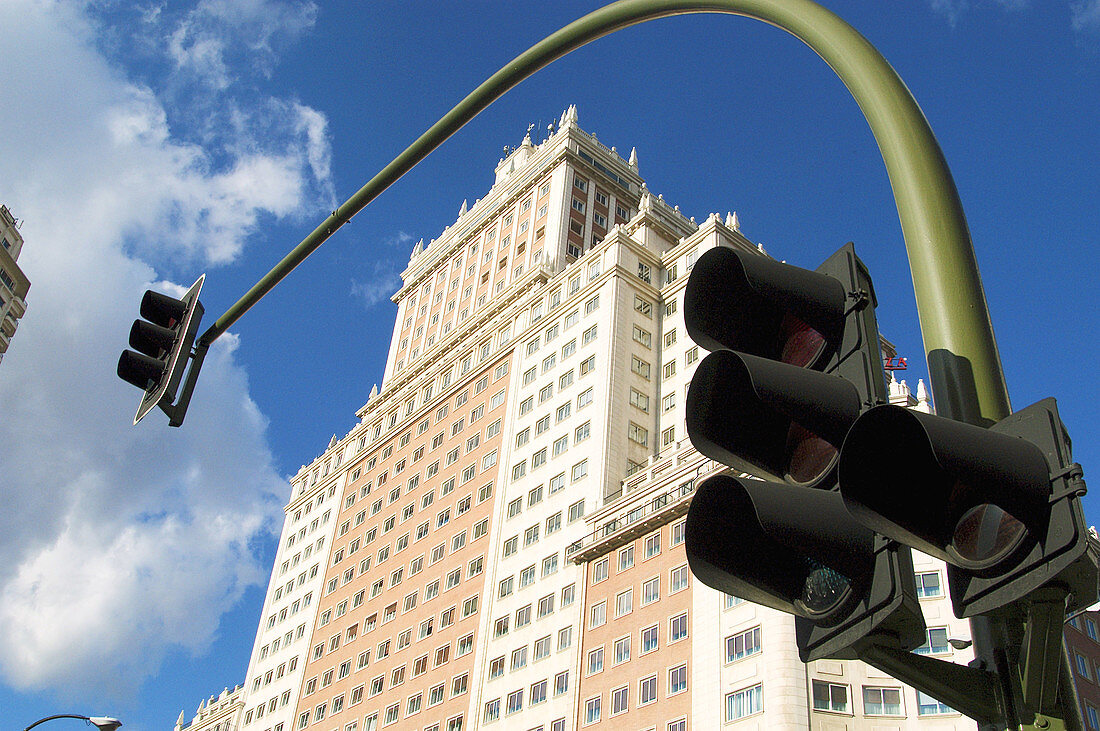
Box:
(23, 715, 122, 731)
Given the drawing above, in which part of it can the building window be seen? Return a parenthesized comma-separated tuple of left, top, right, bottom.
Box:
(670, 564, 689, 592)
(662, 426, 676, 446)
(634, 675, 657, 707)
(668, 664, 687, 695)
(726, 684, 763, 721)
(915, 571, 942, 598)
(671, 519, 686, 546)
(611, 685, 629, 715)
(558, 625, 573, 650)
(669, 612, 688, 642)
(915, 627, 950, 655)
(863, 686, 903, 716)
(614, 636, 631, 665)
(615, 589, 633, 617)
(726, 626, 761, 663)
(916, 690, 954, 716)
(1078, 652, 1093, 679)
(584, 696, 601, 725)
(555, 670, 570, 697)
(812, 680, 849, 713)
(1085, 704, 1099, 730)
(641, 624, 658, 653)
(592, 557, 609, 583)
(590, 601, 606, 628)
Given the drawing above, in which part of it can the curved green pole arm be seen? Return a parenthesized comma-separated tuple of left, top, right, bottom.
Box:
(25, 716, 91, 731)
(198, 0, 1010, 425)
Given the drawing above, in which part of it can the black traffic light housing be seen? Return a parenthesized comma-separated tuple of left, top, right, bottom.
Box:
(686, 474, 925, 661)
(840, 397, 1096, 618)
(117, 274, 207, 426)
(683, 243, 922, 661)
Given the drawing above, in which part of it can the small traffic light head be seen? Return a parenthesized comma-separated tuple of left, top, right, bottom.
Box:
(118, 275, 205, 425)
(686, 350, 860, 484)
(684, 246, 847, 367)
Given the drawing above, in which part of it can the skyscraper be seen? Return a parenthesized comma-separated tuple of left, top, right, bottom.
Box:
(0, 204, 30, 366)
(217, 108, 970, 731)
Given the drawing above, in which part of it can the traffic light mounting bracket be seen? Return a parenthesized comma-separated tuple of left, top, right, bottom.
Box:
(1019, 586, 1073, 719)
(162, 339, 209, 428)
(855, 586, 1082, 728)
(856, 641, 1001, 725)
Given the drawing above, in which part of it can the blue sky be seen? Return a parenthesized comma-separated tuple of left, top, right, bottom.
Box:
(0, 0, 1097, 729)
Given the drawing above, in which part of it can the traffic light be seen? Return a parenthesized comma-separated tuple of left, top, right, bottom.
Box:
(683, 243, 925, 661)
(686, 474, 924, 661)
(839, 397, 1096, 618)
(117, 274, 206, 426)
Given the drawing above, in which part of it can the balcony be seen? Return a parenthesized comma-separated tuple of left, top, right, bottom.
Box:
(1, 312, 17, 338)
(568, 473, 708, 563)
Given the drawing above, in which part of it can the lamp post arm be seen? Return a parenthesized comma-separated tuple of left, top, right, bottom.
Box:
(25, 716, 91, 731)
(199, 0, 1008, 424)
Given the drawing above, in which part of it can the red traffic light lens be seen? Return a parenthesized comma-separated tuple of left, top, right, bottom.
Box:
(948, 500, 1030, 571)
(785, 421, 837, 484)
(780, 314, 827, 368)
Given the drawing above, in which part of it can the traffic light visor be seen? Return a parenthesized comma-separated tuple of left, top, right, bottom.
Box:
(686, 350, 860, 485)
(686, 474, 873, 623)
(140, 289, 187, 328)
(840, 405, 1050, 576)
(684, 247, 847, 367)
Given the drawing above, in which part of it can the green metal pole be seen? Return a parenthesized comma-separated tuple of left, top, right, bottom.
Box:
(197, 0, 1010, 427)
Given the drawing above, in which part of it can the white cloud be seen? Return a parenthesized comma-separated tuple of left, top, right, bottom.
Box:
(0, 0, 331, 698)
(928, 0, 1028, 25)
(385, 231, 415, 248)
(351, 259, 403, 309)
(930, 0, 969, 26)
(168, 0, 318, 88)
(1072, 0, 1100, 32)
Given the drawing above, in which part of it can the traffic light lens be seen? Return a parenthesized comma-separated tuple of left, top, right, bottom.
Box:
(949, 501, 1029, 570)
(780, 314, 827, 368)
(786, 421, 837, 484)
(798, 559, 851, 617)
